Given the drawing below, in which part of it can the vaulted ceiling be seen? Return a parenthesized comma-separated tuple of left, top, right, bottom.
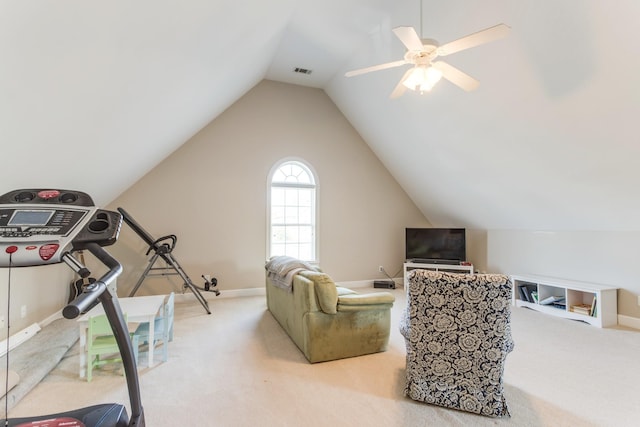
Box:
(3, 1, 639, 230)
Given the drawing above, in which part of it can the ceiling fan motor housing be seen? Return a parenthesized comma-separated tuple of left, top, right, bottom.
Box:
(404, 39, 439, 65)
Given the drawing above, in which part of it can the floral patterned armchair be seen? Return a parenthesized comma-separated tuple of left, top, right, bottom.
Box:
(399, 269, 514, 417)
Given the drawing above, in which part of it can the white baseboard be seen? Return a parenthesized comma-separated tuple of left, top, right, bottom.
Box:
(175, 277, 403, 302)
(212, 287, 265, 298)
(40, 309, 64, 328)
(617, 314, 640, 330)
(174, 287, 265, 303)
(0, 323, 41, 358)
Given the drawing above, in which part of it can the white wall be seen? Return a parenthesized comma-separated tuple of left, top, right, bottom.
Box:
(487, 230, 640, 319)
(466, 229, 488, 273)
(0, 263, 72, 341)
(107, 80, 429, 295)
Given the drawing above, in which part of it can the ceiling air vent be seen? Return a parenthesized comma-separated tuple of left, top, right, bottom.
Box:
(293, 67, 312, 75)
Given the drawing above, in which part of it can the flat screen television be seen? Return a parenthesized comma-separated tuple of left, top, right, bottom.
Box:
(405, 228, 466, 263)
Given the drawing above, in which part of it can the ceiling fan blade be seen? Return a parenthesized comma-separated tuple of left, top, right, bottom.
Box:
(345, 59, 407, 77)
(437, 23, 510, 56)
(392, 26, 424, 52)
(432, 61, 479, 91)
(389, 68, 414, 99)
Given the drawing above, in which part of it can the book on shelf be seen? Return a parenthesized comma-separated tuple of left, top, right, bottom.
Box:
(570, 303, 592, 315)
(517, 284, 538, 303)
(540, 295, 565, 305)
(518, 285, 530, 302)
(589, 295, 597, 316)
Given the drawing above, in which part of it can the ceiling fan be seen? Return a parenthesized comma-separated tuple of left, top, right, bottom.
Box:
(345, 23, 510, 98)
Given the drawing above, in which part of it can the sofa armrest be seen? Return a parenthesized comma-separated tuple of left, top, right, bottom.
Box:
(337, 292, 395, 312)
(298, 271, 338, 314)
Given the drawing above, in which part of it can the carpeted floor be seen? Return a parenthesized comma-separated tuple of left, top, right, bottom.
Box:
(4, 287, 640, 426)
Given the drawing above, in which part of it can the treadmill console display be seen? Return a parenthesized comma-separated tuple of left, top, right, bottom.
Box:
(1, 208, 90, 236)
(8, 210, 55, 226)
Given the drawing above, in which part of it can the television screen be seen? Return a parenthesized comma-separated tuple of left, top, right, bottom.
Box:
(405, 228, 466, 263)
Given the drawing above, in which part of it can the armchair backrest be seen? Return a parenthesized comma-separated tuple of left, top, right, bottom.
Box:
(400, 270, 514, 417)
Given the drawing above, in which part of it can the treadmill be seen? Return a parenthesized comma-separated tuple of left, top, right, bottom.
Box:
(0, 189, 145, 427)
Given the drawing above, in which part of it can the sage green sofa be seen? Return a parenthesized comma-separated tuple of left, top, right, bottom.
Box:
(266, 268, 395, 363)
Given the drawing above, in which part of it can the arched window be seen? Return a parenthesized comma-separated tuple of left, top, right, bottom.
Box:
(268, 159, 317, 262)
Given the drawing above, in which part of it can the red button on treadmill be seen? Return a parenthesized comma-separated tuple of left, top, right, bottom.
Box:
(37, 190, 60, 199)
(39, 243, 59, 261)
(5, 245, 18, 254)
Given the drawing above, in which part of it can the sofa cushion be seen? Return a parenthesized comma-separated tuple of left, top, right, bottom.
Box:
(299, 271, 338, 314)
(336, 287, 357, 296)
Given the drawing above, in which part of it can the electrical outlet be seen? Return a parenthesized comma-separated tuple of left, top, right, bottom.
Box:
(21, 305, 27, 318)
(378, 265, 384, 273)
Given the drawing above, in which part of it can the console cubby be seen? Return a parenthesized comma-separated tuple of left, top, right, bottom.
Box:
(511, 274, 618, 328)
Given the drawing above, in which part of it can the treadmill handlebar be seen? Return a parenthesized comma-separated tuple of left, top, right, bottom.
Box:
(62, 281, 106, 319)
(62, 243, 122, 320)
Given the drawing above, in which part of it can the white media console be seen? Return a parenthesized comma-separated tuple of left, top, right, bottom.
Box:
(403, 261, 474, 284)
(511, 274, 618, 328)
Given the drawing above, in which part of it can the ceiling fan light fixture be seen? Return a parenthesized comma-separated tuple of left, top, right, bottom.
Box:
(402, 66, 442, 93)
